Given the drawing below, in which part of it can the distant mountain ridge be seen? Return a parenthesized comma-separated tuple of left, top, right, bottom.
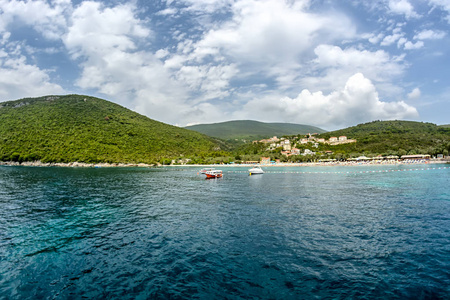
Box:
(185, 120, 326, 140)
(0, 95, 223, 164)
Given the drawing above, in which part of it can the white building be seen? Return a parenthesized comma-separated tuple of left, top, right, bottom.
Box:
(303, 149, 315, 156)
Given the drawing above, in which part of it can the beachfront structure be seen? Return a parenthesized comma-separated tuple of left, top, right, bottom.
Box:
(243, 161, 259, 164)
(260, 157, 271, 164)
(400, 154, 431, 160)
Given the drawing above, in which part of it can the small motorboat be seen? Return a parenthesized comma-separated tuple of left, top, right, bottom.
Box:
(205, 170, 223, 179)
(249, 166, 264, 175)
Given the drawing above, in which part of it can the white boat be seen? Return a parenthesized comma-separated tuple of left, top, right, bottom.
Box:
(249, 166, 264, 175)
(199, 168, 215, 174)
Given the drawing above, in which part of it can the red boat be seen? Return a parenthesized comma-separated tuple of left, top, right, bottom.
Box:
(205, 170, 223, 179)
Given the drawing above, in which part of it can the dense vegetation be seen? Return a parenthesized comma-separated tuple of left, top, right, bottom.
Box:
(0, 95, 225, 164)
(316, 120, 450, 158)
(185, 120, 326, 141)
(215, 120, 450, 164)
(1, 95, 448, 166)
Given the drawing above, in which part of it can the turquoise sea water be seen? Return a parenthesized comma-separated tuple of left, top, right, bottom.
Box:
(0, 164, 449, 299)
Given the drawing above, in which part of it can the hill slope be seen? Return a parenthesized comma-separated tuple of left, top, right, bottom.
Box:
(317, 120, 450, 156)
(185, 120, 326, 140)
(0, 95, 222, 164)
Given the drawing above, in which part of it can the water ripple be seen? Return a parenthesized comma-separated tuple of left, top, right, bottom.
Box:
(0, 165, 449, 299)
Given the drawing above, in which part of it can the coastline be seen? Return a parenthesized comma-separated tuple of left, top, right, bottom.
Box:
(0, 161, 154, 168)
(183, 159, 449, 168)
(1, 159, 448, 168)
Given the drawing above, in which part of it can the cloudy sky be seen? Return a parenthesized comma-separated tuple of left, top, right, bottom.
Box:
(0, 0, 449, 130)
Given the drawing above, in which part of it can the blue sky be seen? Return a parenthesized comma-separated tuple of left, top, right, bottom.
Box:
(0, 0, 449, 130)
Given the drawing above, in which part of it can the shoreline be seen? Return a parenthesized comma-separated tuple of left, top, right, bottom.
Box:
(0, 161, 154, 168)
(182, 159, 449, 168)
(1, 159, 448, 168)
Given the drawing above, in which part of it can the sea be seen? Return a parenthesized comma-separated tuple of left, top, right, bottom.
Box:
(0, 164, 449, 299)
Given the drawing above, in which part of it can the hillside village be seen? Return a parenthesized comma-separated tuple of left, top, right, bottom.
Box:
(255, 134, 356, 157)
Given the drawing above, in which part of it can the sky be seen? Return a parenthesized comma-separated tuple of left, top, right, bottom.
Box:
(0, 0, 449, 130)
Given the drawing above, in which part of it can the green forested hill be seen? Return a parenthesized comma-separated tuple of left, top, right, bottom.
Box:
(317, 120, 450, 156)
(185, 120, 326, 140)
(232, 120, 450, 163)
(0, 95, 223, 164)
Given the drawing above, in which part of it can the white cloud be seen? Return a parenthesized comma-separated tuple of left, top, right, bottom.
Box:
(0, 21, 64, 100)
(155, 49, 170, 59)
(141, 0, 360, 124)
(238, 73, 418, 129)
(175, 63, 238, 101)
(64, 2, 150, 58)
(156, 7, 178, 16)
(0, 55, 64, 100)
(176, 0, 313, 14)
(189, 0, 355, 86)
(364, 33, 384, 44)
(397, 37, 407, 48)
(0, 0, 71, 39)
(164, 54, 188, 69)
(404, 40, 424, 50)
(61, 1, 238, 125)
(303, 45, 406, 95)
(62, 2, 191, 121)
(388, 0, 420, 19)
(380, 27, 405, 46)
(414, 29, 446, 40)
(313, 45, 397, 70)
(429, 0, 450, 23)
(378, 26, 443, 50)
(407, 87, 421, 100)
(178, 0, 234, 13)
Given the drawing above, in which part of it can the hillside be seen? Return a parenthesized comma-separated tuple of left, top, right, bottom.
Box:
(316, 120, 450, 156)
(0, 95, 224, 164)
(229, 120, 450, 164)
(185, 120, 326, 141)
